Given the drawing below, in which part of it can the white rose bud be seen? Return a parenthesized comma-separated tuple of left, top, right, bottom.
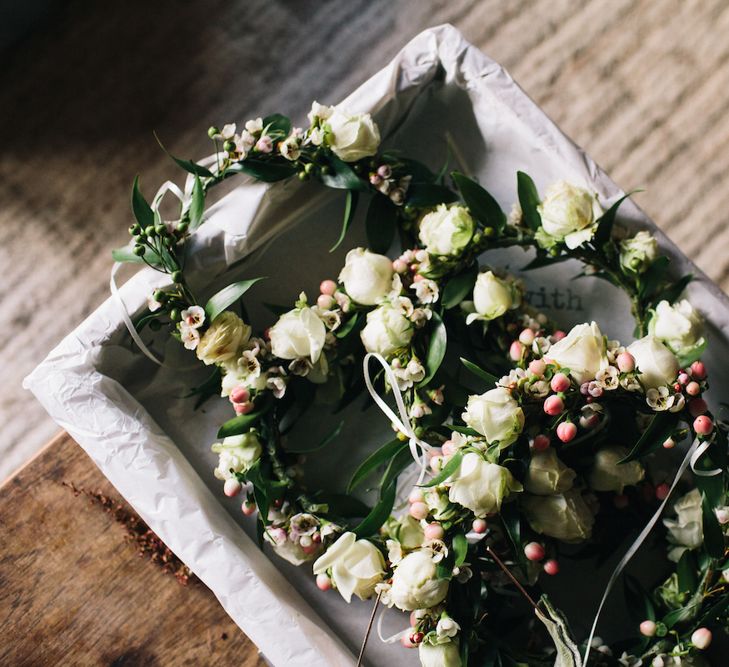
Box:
(196, 311, 251, 365)
(524, 448, 576, 495)
(326, 108, 380, 162)
(462, 387, 525, 447)
(469, 271, 520, 323)
(390, 550, 449, 610)
(523, 490, 595, 543)
(588, 446, 645, 493)
(664, 488, 703, 562)
(312, 532, 385, 602)
(448, 452, 522, 518)
(419, 639, 462, 667)
(211, 431, 263, 480)
(547, 321, 609, 384)
(418, 204, 475, 257)
(649, 299, 704, 357)
(537, 180, 602, 249)
(360, 302, 414, 357)
(627, 335, 679, 389)
(619, 231, 658, 274)
(270, 306, 327, 363)
(338, 248, 394, 305)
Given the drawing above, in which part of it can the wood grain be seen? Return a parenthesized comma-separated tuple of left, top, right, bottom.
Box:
(0, 432, 264, 667)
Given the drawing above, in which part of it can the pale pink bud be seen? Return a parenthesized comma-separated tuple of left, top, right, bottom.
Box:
(639, 620, 657, 637)
(694, 415, 713, 435)
(543, 559, 559, 575)
(317, 293, 335, 309)
(442, 440, 456, 457)
(230, 387, 250, 404)
(686, 381, 701, 396)
(377, 164, 392, 179)
(529, 359, 547, 377)
(691, 361, 707, 380)
(472, 518, 487, 534)
(316, 573, 332, 591)
(369, 173, 382, 186)
(662, 437, 675, 449)
(509, 340, 524, 361)
(519, 328, 535, 345)
(544, 395, 564, 416)
(556, 422, 577, 443)
(241, 500, 257, 516)
(409, 502, 428, 520)
(617, 351, 635, 373)
(552, 330, 567, 341)
(392, 259, 408, 273)
(255, 136, 273, 153)
(408, 488, 424, 504)
(424, 523, 444, 540)
(655, 483, 670, 501)
(234, 401, 254, 415)
(524, 542, 545, 561)
(320, 279, 337, 296)
(692, 627, 712, 650)
(224, 479, 242, 497)
(678, 372, 690, 385)
(550, 373, 570, 393)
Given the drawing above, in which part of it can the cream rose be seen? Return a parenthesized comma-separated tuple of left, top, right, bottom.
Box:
(524, 448, 576, 496)
(418, 204, 474, 257)
(448, 453, 522, 518)
(627, 335, 679, 389)
(537, 180, 602, 249)
(312, 532, 385, 602)
(663, 488, 703, 562)
(649, 299, 704, 357)
(390, 549, 449, 611)
(547, 321, 608, 384)
(619, 231, 658, 274)
(360, 301, 413, 357)
(523, 490, 595, 543)
(468, 271, 520, 323)
(462, 387, 525, 447)
(211, 431, 263, 480)
(326, 108, 380, 162)
(419, 639, 461, 667)
(269, 306, 326, 363)
(338, 248, 393, 305)
(196, 311, 251, 365)
(588, 446, 645, 493)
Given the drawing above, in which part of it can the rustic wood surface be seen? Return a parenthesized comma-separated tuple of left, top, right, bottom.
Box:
(0, 432, 264, 667)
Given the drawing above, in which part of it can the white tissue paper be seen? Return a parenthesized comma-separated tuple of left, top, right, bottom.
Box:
(25, 24, 729, 667)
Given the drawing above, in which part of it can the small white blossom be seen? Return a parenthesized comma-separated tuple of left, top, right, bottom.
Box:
(411, 278, 439, 304)
(436, 616, 460, 641)
(181, 305, 205, 329)
(245, 117, 263, 134)
(180, 323, 200, 350)
(220, 123, 237, 140)
(595, 365, 619, 390)
(646, 386, 684, 412)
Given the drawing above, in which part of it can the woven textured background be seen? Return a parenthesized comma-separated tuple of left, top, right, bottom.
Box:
(3, 0, 729, 479)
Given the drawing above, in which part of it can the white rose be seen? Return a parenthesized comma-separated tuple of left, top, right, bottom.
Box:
(663, 488, 703, 562)
(468, 271, 520, 323)
(462, 387, 525, 447)
(326, 108, 380, 162)
(390, 550, 449, 610)
(211, 431, 263, 480)
(448, 453, 522, 518)
(270, 306, 326, 363)
(418, 204, 474, 256)
(360, 301, 414, 357)
(589, 446, 645, 493)
(547, 321, 608, 384)
(196, 311, 251, 365)
(537, 180, 602, 249)
(523, 490, 595, 543)
(649, 300, 704, 357)
(312, 532, 385, 602)
(338, 248, 393, 305)
(419, 639, 461, 667)
(524, 448, 576, 495)
(627, 335, 679, 389)
(620, 231, 658, 273)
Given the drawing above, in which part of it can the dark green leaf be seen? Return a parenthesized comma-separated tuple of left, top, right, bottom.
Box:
(330, 190, 359, 252)
(184, 367, 223, 410)
(353, 482, 396, 537)
(453, 532, 468, 567)
(661, 274, 693, 306)
(594, 194, 631, 247)
(701, 491, 725, 559)
(624, 574, 656, 624)
(347, 438, 407, 493)
(420, 450, 463, 488)
(204, 277, 266, 322)
(501, 501, 525, 567)
(335, 312, 363, 339)
(365, 193, 397, 253)
(619, 412, 679, 462)
(217, 407, 268, 438)
(321, 156, 366, 191)
(406, 183, 459, 208)
(460, 357, 498, 388)
(452, 172, 506, 232)
(315, 492, 370, 519)
(155, 134, 215, 178)
(380, 445, 416, 493)
(131, 175, 155, 229)
(398, 158, 436, 183)
(262, 113, 291, 136)
(418, 311, 447, 387)
(447, 424, 481, 437)
(442, 264, 478, 309)
(639, 256, 669, 300)
(676, 550, 698, 595)
(286, 420, 344, 454)
(226, 159, 297, 182)
(517, 171, 541, 231)
(188, 175, 205, 229)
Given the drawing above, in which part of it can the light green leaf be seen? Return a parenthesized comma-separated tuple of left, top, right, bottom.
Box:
(204, 278, 266, 323)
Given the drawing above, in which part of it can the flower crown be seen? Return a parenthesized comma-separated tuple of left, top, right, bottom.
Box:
(114, 103, 728, 667)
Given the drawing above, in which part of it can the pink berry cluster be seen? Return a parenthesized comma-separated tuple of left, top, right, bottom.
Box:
(676, 360, 714, 436)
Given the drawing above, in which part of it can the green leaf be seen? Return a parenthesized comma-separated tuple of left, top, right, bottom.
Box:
(460, 357, 498, 388)
(131, 176, 155, 229)
(381, 445, 416, 492)
(619, 412, 679, 462)
(246, 463, 270, 531)
(353, 482, 396, 537)
(420, 450, 463, 488)
(321, 156, 366, 191)
(639, 256, 669, 300)
(315, 492, 370, 519)
(701, 491, 725, 559)
(204, 278, 266, 322)
(111, 245, 162, 265)
(593, 193, 631, 246)
(262, 113, 292, 136)
(330, 190, 359, 252)
(661, 274, 693, 305)
(452, 172, 506, 232)
(442, 264, 478, 309)
(406, 183, 459, 208)
(624, 574, 656, 624)
(453, 532, 468, 567)
(335, 312, 363, 339)
(217, 408, 267, 438)
(676, 550, 698, 595)
(365, 193, 397, 253)
(347, 438, 406, 493)
(447, 424, 481, 437)
(418, 311, 447, 387)
(678, 339, 706, 369)
(517, 171, 541, 231)
(155, 134, 215, 178)
(501, 501, 525, 568)
(188, 175, 205, 229)
(227, 159, 297, 182)
(286, 420, 344, 454)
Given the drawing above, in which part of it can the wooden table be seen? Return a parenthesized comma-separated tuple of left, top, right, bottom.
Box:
(0, 432, 264, 667)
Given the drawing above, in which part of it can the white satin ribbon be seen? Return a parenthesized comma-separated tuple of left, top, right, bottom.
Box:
(363, 353, 433, 485)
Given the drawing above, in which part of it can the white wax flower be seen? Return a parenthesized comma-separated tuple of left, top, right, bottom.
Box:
(326, 108, 380, 162)
(360, 301, 414, 357)
(620, 231, 658, 273)
(196, 311, 251, 366)
(419, 639, 461, 667)
(312, 532, 385, 602)
(468, 271, 520, 323)
(649, 299, 704, 357)
(537, 180, 602, 249)
(389, 549, 449, 610)
(307, 101, 334, 123)
(269, 306, 326, 363)
(547, 321, 609, 384)
(435, 615, 461, 641)
(588, 446, 645, 493)
(524, 448, 576, 496)
(211, 431, 263, 480)
(462, 387, 525, 447)
(418, 204, 474, 256)
(664, 488, 703, 562)
(627, 335, 679, 389)
(338, 248, 393, 305)
(448, 453, 522, 518)
(523, 490, 595, 543)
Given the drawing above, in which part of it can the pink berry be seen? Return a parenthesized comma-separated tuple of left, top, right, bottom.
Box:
(320, 279, 337, 296)
(424, 523, 444, 540)
(524, 542, 545, 561)
(311, 532, 321, 543)
(694, 415, 714, 435)
(655, 483, 670, 501)
(639, 620, 657, 637)
(678, 372, 690, 385)
(519, 328, 535, 345)
(691, 361, 707, 380)
(617, 351, 635, 373)
(543, 559, 559, 575)
(392, 259, 408, 273)
(663, 437, 675, 449)
(529, 359, 547, 377)
(400, 632, 416, 649)
(532, 434, 551, 451)
(409, 502, 428, 520)
(613, 494, 629, 509)
(317, 293, 335, 309)
(692, 627, 712, 650)
(686, 381, 701, 396)
(689, 398, 708, 417)
(556, 422, 577, 443)
(377, 164, 392, 179)
(441, 440, 456, 457)
(544, 395, 564, 416)
(224, 479, 242, 497)
(410, 631, 424, 645)
(550, 373, 570, 393)
(408, 488, 424, 504)
(472, 519, 487, 534)
(241, 501, 256, 516)
(509, 340, 524, 361)
(316, 573, 332, 591)
(552, 330, 567, 341)
(230, 386, 250, 404)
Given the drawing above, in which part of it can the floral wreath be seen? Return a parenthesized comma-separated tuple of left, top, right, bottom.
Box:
(114, 103, 729, 667)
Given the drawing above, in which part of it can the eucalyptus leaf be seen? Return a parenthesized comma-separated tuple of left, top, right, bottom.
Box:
(453, 532, 468, 567)
(330, 189, 359, 252)
(418, 311, 447, 387)
(381, 445, 416, 492)
(204, 277, 265, 322)
(516, 171, 541, 231)
(347, 438, 407, 493)
(315, 492, 370, 519)
(155, 134, 215, 178)
(335, 311, 363, 339)
(452, 171, 506, 232)
(262, 113, 292, 136)
(460, 357, 499, 388)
